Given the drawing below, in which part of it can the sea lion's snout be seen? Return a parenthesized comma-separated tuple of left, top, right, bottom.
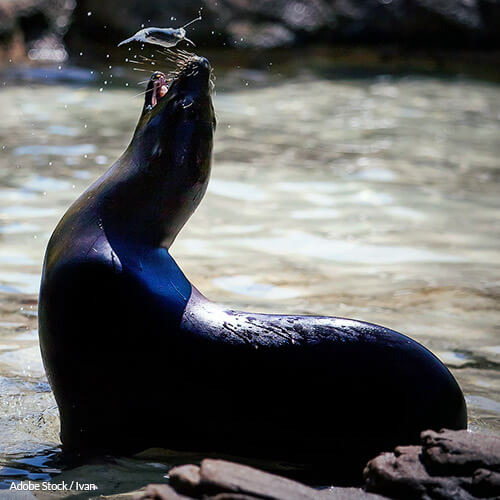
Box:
(171, 55, 212, 96)
(137, 53, 215, 173)
(190, 56, 210, 73)
(143, 54, 213, 115)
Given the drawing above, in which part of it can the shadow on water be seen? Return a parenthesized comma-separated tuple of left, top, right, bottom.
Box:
(0, 447, 61, 488)
(0, 446, 342, 494)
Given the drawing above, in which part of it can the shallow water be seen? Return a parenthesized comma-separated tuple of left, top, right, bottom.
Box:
(0, 60, 499, 493)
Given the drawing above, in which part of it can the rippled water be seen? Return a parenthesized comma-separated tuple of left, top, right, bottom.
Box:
(0, 60, 499, 493)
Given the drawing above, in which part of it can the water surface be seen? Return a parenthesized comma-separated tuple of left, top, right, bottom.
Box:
(0, 60, 499, 493)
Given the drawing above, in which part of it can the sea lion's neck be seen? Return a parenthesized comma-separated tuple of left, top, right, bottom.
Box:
(95, 128, 211, 250)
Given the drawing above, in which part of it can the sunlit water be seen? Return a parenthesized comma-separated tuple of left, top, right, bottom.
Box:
(0, 61, 499, 495)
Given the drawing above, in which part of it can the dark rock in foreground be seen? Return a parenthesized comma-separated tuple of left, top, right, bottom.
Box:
(421, 429, 500, 476)
(134, 458, 383, 500)
(364, 429, 500, 499)
(132, 430, 500, 500)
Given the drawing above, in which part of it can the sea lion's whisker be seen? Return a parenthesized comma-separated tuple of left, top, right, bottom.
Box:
(138, 56, 157, 64)
(156, 49, 176, 58)
(132, 89, 151, 98)
(166, 48, 190, 62)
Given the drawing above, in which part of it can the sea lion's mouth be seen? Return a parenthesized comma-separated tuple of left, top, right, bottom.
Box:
(143, 50, 213, 113)
(145, 72, 169, 109)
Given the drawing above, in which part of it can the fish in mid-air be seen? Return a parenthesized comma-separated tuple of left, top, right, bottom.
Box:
(118, 16, 201, 48)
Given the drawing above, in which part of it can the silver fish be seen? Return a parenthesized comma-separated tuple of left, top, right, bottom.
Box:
(118, 16, 201, 48)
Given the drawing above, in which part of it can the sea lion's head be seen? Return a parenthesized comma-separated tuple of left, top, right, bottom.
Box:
(114, 52, 216, 247)
(132, 52, 215, 156)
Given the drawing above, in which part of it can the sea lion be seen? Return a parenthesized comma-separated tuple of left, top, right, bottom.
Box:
(38, 53, 467, 477)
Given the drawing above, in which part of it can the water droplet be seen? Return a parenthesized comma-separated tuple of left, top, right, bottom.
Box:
(87, 11, 92, 16)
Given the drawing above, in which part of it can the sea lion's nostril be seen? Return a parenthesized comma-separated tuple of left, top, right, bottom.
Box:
(196, 57, 210, 71)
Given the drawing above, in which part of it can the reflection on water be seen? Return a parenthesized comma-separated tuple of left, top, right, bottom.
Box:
(0, 60, 499, 492)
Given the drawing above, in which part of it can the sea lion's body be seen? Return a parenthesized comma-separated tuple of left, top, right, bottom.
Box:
(39, 55, 466, 475)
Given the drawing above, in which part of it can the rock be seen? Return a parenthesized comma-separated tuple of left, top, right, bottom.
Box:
(194, 458, 324, 499)
(138, 459, 382, 500)
(323, 488, 386, 500)
(136, 483, 192, 500)
(204, 495, 262, 500)
(2, 0, 500, 63)
(479, 0, 500, 36)
(364, 429, 500, 500)
(363, 445, 473, 499)
(471, 469, 500, 498)
(224, 21, 296, 49)
(0, 0, 73, 63)
(421, 429, 500, 476)
(168, 464, 202, 496)
(62, 0, 500, 57)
